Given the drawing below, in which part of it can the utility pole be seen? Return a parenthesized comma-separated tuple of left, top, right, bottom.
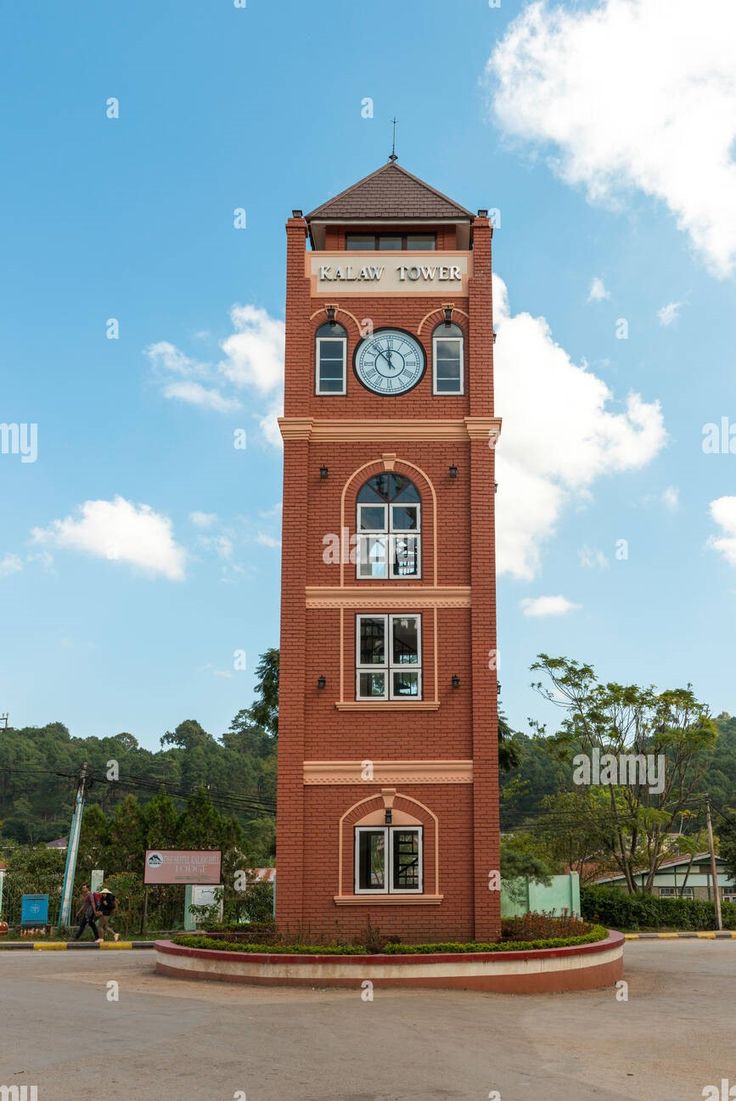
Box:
(59, 762, 89, 929)
(705, 794, 723, 932)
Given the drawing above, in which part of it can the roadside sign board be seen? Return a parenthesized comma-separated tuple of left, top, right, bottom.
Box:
(144, 849, 222, 885)
(21, 894, 49, 926)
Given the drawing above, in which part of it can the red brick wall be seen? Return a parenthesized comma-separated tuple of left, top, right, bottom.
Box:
(277, 211, 500, 941)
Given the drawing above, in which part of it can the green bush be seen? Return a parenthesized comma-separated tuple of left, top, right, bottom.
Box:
(582, 885, 736, 931)
(173, 925, 608, 956)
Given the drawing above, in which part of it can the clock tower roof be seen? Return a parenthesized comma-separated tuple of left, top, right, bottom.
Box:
(305, 160, 474, 224)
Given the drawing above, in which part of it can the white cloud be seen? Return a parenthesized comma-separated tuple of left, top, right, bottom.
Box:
(521, 595, 581, 617)
(190, 511, 218, 528)
(708, 496, 736, 567)
(487, 0, 736, 277)
(662, 486, 680, 511)
(256, 532, 281, 549)
(657, 302, 683, 327)
(588, 277, 610, 302)
(162, 380, 241, 413)
(494, 273, 666, 580)
(220, 305, 285, 394)
(146, 305, 284, 446)
(31, 497, 186, 581)
(578, 545, 609, 569)
(0, 553, 22, 579)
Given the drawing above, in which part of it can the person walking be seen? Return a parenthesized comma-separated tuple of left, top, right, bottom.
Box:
(97, 888, 120, 942)
(74, 884, 102, 943)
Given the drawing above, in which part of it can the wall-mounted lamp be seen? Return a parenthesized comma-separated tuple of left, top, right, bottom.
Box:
(443, 303, 454, 326)
(319, 465, 329, 480)
(452, 674, 461, 689)
(326, 304, 337, 325)
(494, 482, 498, 493)
(384, 808, 393, 825)
(448, 464, 458, 480)
(317, 675, 327, 690)
(497, 682, 501, 695)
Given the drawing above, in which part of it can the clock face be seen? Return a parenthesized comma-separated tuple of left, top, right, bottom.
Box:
(354, 329, 425, 396)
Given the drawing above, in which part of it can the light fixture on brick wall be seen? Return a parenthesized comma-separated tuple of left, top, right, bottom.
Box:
(326, 304, 337, 325)
(443, 303, 454, 326)
(319, 465, 329, 480)
(448, 463, 458, 480)
(317, 675, 326, 690)
(452, 674, 460, 689)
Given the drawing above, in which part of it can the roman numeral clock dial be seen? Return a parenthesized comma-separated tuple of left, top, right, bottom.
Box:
(354, 329, 425, 396)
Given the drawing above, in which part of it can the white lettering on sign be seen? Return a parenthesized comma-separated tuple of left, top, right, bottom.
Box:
(310, 253, 469, 295)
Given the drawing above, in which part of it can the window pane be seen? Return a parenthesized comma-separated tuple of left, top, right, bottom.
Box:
(357, 535, 387, 579)
(392, 670, 420, 697)
(358, 831, 385, 890)
(346, 235, 374, 250)
(360, 617, 385, 665)
(391, 474, 420, 503)
(392, 831, 420, 890)
(391, 505, 418, 531)
(358, 671, 386, 698)
(318, 338, 345, 393)
(392, 535, 419, 578)
(359, 505, 386, 531)
(377, 236, 402, 250)
(392, 616, 418, 664)
(406, 235, 436, 250)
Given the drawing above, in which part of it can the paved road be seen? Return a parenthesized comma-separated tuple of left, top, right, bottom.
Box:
(0, 942, 733, 1100)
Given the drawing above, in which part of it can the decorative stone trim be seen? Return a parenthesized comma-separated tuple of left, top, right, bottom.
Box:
(305, 585, 471, 609)
(303, 761, 473, 785)
(278, 418, 502, 442)
(333, 894, 444, 906)
(334, 700, 440, 712)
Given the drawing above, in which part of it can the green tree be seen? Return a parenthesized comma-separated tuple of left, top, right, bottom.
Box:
(531, 654, 718, 893)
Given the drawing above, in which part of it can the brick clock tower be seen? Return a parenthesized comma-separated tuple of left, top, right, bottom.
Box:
(277, 159, 502, 942)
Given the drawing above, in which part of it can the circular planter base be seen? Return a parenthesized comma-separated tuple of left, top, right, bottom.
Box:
(154, 931, 624, 994)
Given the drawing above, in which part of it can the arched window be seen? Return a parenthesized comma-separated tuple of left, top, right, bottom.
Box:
(315, 321, 347, 395)
(356, 473, 421, 580)
(432, 321, 464, 395)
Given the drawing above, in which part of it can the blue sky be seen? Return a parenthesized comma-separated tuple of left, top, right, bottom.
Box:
(1, 0, 735, 748)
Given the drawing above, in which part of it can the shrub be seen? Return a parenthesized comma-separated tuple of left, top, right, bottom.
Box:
(172, 925, 608, 956)
(582, 885, 736, 931)
(501, 912, 593, 941)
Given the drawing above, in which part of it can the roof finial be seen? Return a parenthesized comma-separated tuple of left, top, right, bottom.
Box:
(389, 117, 398, 162)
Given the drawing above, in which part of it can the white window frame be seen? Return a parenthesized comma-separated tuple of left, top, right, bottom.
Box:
(354, 825, 423, 894)
(355, 614, 422, 701)
(355, 503, 421, 581)
(432, 331, 464, 395)
(658, 886, 694, 898)
(315, 335, 347, 395)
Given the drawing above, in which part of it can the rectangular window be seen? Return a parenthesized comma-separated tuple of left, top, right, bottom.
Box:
(355, 504, 421, 580)
(356, 614, 421, 700)
(316, 336, 346, 394)
(345, 234, 375, 251)
(345, 234, 437, 251)
(406, 234, 436, 250)
(433, 334, 464, 394)
(355, 826, 422, 893)
(659, 887, 694, 898)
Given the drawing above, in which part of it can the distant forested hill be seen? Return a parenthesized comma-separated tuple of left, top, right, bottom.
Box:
(0, 649, 278, 859)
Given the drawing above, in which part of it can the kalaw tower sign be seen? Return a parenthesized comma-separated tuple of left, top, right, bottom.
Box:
(276, 159, 502, 941)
